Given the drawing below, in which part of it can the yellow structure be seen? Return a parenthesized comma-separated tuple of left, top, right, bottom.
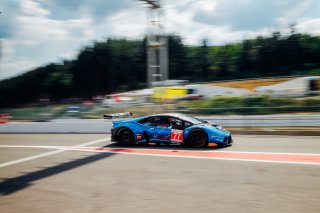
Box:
(153, 86, 187, 103)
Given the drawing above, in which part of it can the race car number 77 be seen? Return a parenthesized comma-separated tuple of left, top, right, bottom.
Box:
(171, 129, 183, 142)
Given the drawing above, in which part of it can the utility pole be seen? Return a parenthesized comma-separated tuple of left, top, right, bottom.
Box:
(0, 38, 2, 80)
(137, 0, 168, 87)
(0, 11, 2, 80)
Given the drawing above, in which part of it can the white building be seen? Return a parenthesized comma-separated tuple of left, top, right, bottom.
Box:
(255, 76, 320, 97)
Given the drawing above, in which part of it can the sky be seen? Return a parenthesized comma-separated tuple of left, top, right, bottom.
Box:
(0, 0, 320, 80)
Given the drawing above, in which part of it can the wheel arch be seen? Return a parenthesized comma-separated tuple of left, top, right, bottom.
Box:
(115, 126, 135, 141)
(186, 128, 209, 144)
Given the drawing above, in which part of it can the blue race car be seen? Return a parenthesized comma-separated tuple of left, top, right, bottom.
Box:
(107, 113, 233, 148)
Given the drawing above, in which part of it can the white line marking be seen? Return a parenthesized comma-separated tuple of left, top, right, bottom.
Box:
(1, 145, 320, 157)
(0, 145, 73, 150)
(73, 147, 320, 156)
(0, 137, 110, 168)
(213, 150, 320, 156)
(2, 145, 319, 156)
(84, 147, 320, 156)
(4, 145, 318, 157)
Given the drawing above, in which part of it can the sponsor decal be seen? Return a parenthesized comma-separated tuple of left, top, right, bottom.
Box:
(211, 136, 224, 142)
(170, 141, 181, 145)
(148, 142, 157, 145)
(136, 134, 142, 140)
(170, 129, 183, 142)
(161, 136, 170, 140)
(208, 143, 218, 147)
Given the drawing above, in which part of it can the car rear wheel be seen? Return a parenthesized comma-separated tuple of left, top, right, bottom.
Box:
(188, 129, 207, 148)
(117, 128, 134, 146)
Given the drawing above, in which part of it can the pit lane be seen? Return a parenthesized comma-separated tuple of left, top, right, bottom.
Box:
(0, 134, 320, 213)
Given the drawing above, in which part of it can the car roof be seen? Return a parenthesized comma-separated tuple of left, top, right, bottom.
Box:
(150, 113, 186, 118)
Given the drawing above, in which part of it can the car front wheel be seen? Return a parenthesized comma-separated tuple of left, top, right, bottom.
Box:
(187, 129, 207, 148)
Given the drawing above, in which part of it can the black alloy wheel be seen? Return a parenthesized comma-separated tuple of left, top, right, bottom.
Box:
(118, 128, 134, 146)
(188, 130, 207, 148)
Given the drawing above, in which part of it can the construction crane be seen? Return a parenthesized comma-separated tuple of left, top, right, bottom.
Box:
(138, 0, 161, 9)
(137, 0, 168, 87)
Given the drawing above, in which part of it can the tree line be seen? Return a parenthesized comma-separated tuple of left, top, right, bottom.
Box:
(1, 32, 320, 107)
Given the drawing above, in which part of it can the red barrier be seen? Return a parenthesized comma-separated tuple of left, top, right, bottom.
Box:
(0, 114, 10, 124)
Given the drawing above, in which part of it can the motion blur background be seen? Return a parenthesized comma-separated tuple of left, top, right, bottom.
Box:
(0, 0, 320, 125)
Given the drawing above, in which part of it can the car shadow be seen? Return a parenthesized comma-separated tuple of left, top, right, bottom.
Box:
(0, 142, 233, 196)
(0, 152, 115, 196)
(103, 142, 231, 151)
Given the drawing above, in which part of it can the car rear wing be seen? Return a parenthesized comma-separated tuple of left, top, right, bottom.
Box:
(103, 112, 133, 119)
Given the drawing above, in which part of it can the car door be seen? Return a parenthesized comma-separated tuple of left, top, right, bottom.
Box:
(147, 116, 171, 142)
(168, 117, 184, 144)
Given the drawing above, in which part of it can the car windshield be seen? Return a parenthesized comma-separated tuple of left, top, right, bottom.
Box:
(179, 115, 204, 124)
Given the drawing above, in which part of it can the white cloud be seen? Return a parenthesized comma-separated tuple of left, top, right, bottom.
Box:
(192, 0, 217, 13)
(1, 0, 97, 80)
(20, 0, 50, 16)
(104, 9, 146, 39)
(297, 18, 320, 35)
(1, 0, 320, 80)
(275, 0, 312, 30)
(164, 0, 271, 45)
(1, 39, 38, 79)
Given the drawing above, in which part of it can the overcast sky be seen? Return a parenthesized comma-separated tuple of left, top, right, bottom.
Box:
(0, 0, 320, 80)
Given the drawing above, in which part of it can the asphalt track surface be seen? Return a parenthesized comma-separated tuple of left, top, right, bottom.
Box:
(0, 134, 320, 213)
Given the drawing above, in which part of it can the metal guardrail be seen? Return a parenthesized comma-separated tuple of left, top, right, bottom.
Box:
(196, 74, 320, 84)
(184, 106, 320, 115)
(207, 117, 320, 127)
(183, 106, 320, 127)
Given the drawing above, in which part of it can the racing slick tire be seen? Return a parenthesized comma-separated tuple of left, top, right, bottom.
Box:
(187, 129, 208, 148)
(117, 128, 135, 146)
